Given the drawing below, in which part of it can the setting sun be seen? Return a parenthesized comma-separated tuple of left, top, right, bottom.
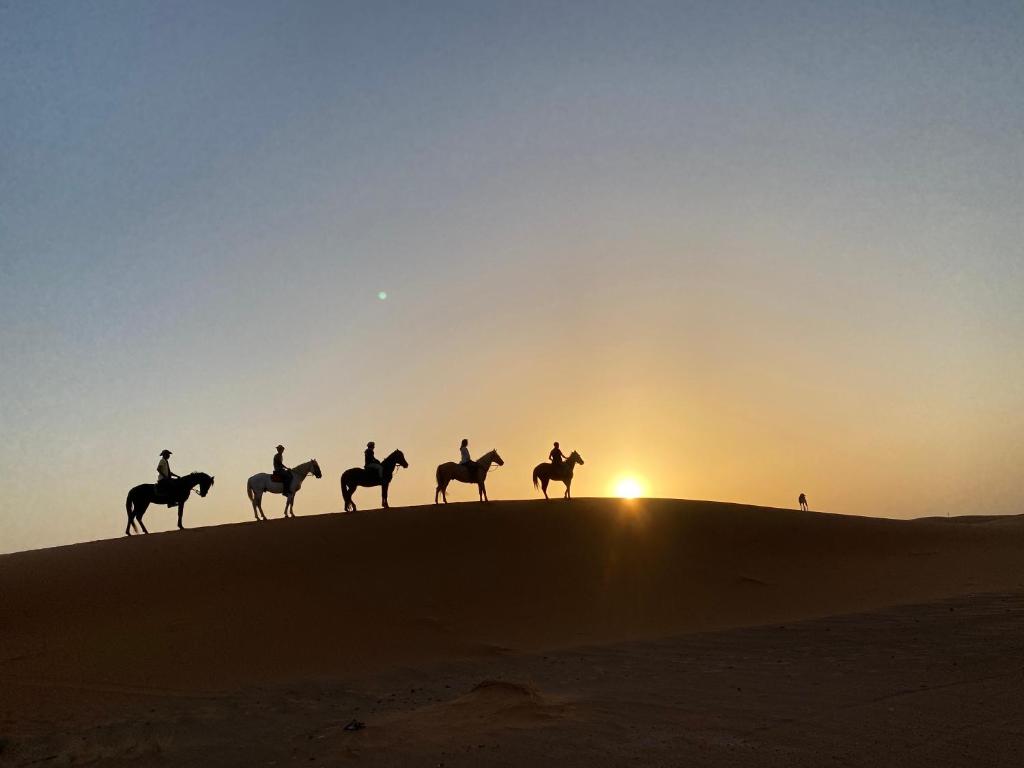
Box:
(613, 476, 645, 499)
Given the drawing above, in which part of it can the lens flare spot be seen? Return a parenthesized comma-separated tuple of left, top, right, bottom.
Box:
(613, 476, 644, 499)
(377, 291, 388, 300)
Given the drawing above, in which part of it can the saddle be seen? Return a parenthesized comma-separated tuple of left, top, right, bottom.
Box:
(154, 481, 178, 507)
(271, 472, 285, 483)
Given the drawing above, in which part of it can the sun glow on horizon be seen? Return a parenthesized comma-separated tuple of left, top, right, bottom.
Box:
(613, 476, 645, 499)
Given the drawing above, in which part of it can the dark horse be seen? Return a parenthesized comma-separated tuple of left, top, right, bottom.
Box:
(340, 449, 408, 512)
(532, 451, 584, 499)
(124, 472, 215, 535)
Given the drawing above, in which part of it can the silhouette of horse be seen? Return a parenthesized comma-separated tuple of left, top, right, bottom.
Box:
(125, 472, 215, 535)
(340, 449, 409, 512)
(435, 449, 504, 503)
(246, 459, 322, 520)
(532, 450, 584, 499)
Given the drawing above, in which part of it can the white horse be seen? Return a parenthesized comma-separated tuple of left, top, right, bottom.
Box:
(246, 459, 322, 520)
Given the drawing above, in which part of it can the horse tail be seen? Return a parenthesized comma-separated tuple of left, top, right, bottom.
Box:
(247, 481, 255, 502)
(340, 473, 351, 506)
(533, 465, 541, 490)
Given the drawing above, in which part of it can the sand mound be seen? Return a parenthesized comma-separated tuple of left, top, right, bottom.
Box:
(372, 678, 573, 748)
(450, 680, 567, 722)
(467, 679, 542, 700)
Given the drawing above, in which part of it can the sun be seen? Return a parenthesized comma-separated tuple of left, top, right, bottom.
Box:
(613, 476, 644, 499)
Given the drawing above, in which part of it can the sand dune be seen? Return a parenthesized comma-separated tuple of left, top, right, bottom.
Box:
(2, 498, 1023, 766)
(2, 498, 1023, 690)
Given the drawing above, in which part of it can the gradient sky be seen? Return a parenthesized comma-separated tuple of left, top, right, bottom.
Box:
(2, 1, 1022, 553)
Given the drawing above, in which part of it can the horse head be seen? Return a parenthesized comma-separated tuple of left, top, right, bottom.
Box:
(487, 449, 504, 467)
(311, 459, 323, 479)
(197, 473, 215, 497)
(387, 449, 409, 470)
(569, 451, 584, 465)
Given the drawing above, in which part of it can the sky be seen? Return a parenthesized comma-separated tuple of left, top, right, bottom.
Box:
(1, 0, 1022, 553)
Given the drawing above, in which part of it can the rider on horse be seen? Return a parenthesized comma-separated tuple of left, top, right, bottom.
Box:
(157, 449, 179, 504)
(274, 445, 293, 496)
(364, 441, 383, 483)
(460, 438, 477, 482)
(549, 442, 566, 466)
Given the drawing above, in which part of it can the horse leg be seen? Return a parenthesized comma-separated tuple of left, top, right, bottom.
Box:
(126, 496, 135, 536)
(381, 481, 389, 509)
(564, 479, 571, 499)
(541, 478, 549, 500)
(136, 502, 150, 534)
(177, 501, 186, 530)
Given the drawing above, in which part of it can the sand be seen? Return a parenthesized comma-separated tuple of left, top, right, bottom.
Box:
(1, 498, 1023, 766)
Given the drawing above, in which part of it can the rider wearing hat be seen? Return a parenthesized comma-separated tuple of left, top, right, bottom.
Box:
(157, 449, 179, 501)
(364, 441, 383, 483)
(157, 449, 178, 483)
(273, 445, 293, 497)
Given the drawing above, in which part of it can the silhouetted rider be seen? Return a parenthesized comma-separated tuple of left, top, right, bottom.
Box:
(549, 442, 566, 466)
(274, 444, 293, 496)
(157, 449, 179, 502)
(460, 438, 477, 482)
(365, 441, 383, 483)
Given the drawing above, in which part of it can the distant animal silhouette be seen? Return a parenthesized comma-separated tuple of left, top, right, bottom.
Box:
(341, 449, 409, 512)
(799, 492, 808, 511)
(532, 450, 584, 499)
(435, 449, 504, 503)
(125, 472, 215, 535)
(246, 459, 322, 520)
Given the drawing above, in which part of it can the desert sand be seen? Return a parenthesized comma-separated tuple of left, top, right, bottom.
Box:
(1, 498, 1023, 766)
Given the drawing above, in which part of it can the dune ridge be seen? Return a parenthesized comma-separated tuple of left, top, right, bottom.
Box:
(2, 498, 1023, 694)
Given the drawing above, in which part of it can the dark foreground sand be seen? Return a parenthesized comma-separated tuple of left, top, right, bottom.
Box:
(1, 499, 1023, 766)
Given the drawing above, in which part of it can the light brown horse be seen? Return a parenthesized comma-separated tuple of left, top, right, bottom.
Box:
(532, 450, 584, 499)
(435, 449, 504, 503)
